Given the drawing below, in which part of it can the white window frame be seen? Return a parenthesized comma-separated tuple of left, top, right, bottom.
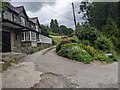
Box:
(31, 31, 36, 41)
(30, 31, 32, 41)
(25, 31, 30, 41)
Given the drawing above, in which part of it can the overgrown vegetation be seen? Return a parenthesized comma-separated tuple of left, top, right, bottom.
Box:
(2, 58, 18, 70)
(56, 37, 118, 64)
(56, 2, 119, 64)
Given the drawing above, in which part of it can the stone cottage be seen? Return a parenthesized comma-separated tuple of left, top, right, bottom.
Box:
(2, 4, 52, 52)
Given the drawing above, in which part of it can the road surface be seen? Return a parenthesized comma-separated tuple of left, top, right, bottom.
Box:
(2, 47, 118, 88)
(23, 48, 118, 88)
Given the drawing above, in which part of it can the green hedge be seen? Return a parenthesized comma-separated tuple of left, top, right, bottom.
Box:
(58, 43, 93, 64)
(57, 43, 118, 64)
(94, 35, 118, 61)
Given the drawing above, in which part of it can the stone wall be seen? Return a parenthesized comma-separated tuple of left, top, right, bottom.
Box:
(2, 26, 22, 52)
(21, 43, 53, 54)
(11, 30, 21, 52)
(21, 41, 31, 47)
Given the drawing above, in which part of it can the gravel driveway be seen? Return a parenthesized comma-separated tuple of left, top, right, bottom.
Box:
(22, 48, 118, 88)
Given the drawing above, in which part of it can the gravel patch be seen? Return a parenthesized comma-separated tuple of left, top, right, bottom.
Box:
(2, 62, 42, 88)
(31, 72, 78, 88)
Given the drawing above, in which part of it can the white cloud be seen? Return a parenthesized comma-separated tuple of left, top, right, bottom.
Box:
(11, 0, 84, 29)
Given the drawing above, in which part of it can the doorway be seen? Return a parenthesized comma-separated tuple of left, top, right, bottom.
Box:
(2, 31, 11, 52)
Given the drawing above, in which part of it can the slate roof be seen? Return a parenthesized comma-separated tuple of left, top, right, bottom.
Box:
(29, 17, 38, 23)
(6, 4, 41, 28)
(29, 17, 40, 26)
(14, 6, 24, 13)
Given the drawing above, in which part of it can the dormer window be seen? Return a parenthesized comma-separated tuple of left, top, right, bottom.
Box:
(36, 25, 38, 31)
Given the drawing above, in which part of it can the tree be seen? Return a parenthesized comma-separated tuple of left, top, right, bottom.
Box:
(59, 25, 73, 35)
(40, 25, 49, 37)
(76, 23, 83, 31)
(59, 25, 68, 35)
(50, 19, 55, 32)
(50, 19, 73, 35)
(79, 2, 120, 30)
(102, 17, 118, 37)
(50, 19, 59, 33)
(68, 28, 74, 35)
(117, 1, 120, 28)
(79, 2, 92, 25)
(1, 2, 10, 11)
(54, 19, 59, 33)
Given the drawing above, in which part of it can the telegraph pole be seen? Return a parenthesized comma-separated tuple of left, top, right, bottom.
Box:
(72, 3, 77, 30)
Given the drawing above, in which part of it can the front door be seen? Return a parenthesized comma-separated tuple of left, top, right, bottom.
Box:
(2, 31, 11, 52)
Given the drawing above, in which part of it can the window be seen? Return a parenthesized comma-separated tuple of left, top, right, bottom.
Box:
(25, 32, 30, 41)
(21, 17, 25, 26)
(36, 34, 39, 41)
(13, 14, 19, 23)
(31, 32, 36, 41)
(21, 32, 24, 41)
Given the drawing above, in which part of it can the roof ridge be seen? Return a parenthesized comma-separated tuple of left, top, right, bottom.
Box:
(30, 17, 38, 19)
(15, 6, 23, 8)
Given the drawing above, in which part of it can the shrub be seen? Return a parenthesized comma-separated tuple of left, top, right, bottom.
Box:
(58, 43, 74, 55)
(2, 58, 17, 70)
(76, 26, 98, 44)
(70, 35, 80, 43)
(94, 35, 118, 61)
(74, 50, 93, 64)
(57, 41, 118, 64)
(110, 51, 118, 62)
(58, 43, 93, 64)
(56, 41, 68, 52)
(110, 36, 119, 50)
(94, 35, 115, 53)
(102, 17, 118, 37)
(80, 45, 98, 57)
(2, 61, 11, 70)
(93, 53, 108, 61)
(79, 40, 91, 46)
(56, 36, 79, 52)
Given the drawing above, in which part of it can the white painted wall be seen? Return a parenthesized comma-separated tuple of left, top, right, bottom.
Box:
(38, 34, 52, 44)
(21, 32, 52, 45)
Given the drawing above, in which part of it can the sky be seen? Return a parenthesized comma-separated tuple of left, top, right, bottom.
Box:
(11, 0, 85, 30)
